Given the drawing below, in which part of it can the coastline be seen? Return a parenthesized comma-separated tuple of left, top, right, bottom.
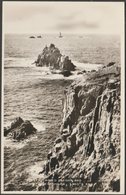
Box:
(3, 33, 122, 192)
(4, 63, 121, 192)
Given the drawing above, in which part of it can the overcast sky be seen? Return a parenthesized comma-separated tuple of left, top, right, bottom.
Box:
(3, 2, 124, 35)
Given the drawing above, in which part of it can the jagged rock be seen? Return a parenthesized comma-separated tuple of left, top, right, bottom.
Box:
(4, 117, 37, 140)
(4, 117, 23, 136)
(60, 56, 75, 71)
(103, 62, 116, 69)
(19, 120, 36, 135)
(107, 62, 115, 67)
(34, 44, 76, 74)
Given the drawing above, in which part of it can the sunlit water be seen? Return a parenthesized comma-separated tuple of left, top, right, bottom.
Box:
(4, 34, 120, 128)
(3, 33, 120, 190)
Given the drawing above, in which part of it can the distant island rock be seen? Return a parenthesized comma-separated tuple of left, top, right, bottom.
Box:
(29, 36, 35, 38)
(33, 44, 76, 76)
(4, 117, 37, 141)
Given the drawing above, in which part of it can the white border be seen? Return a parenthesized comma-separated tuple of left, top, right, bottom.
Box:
(120, 3, 125, 194)
(1, 1, 125, 194)
(1, 0, 4, 193)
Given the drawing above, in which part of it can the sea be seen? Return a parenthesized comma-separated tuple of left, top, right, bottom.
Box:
(4, 34, 120, 128)
(3, 33, 120, 191)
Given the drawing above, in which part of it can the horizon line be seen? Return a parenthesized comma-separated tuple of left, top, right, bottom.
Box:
(4, 32, 120, 36)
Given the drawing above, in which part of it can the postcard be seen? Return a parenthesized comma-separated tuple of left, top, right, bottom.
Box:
(1, 1, 125, 194)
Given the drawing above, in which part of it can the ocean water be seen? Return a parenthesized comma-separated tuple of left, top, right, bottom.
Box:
(4, 33, 120, 127)
(3, 33, 120, 190)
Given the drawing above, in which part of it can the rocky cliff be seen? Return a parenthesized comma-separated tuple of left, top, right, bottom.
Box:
(39, 64, 121, 192)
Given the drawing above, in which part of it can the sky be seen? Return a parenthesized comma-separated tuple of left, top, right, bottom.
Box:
(3, 1, 124, 35)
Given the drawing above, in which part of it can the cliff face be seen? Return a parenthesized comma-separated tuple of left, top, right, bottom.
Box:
(41, 65, 121, 192)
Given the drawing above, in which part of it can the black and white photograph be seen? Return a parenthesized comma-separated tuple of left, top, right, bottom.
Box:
(1, 1, 125, 193)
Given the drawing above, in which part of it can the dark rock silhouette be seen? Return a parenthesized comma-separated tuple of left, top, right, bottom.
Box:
(103, 62, 116, 69)
(110, 178, 120, 192)
(29, 36, 35, 38)
(34, 44, 76, 75)
(4, 117, 23, 136)
(107, 62, 115, 67)
(4, 117, 37, 141)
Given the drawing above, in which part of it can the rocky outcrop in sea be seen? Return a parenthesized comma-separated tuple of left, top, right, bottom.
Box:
(38, 63, 121, 192)
(4, 117, 37, 141)
(34, 44, 76, 76)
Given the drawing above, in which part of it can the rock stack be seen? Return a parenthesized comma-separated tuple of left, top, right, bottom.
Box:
(4, 117, 37, 141)
(34, 44, 76, 76)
